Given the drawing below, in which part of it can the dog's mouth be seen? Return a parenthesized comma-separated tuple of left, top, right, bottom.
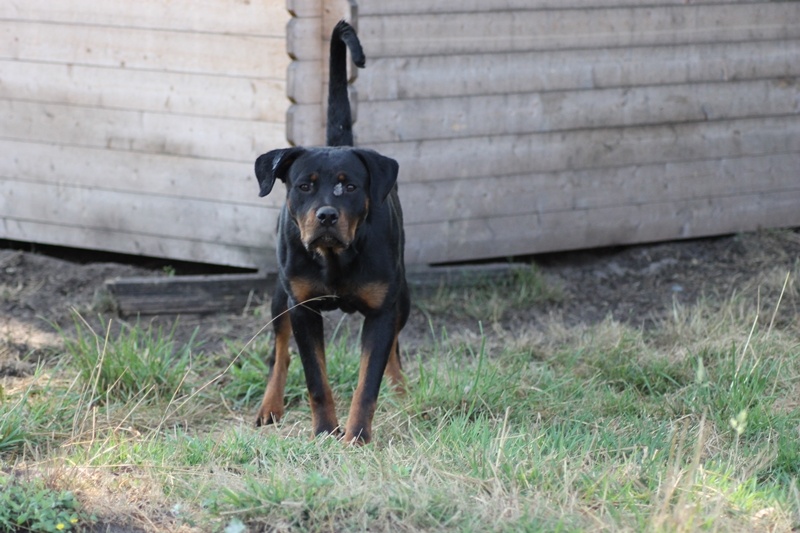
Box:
(304, 228, 350, 254)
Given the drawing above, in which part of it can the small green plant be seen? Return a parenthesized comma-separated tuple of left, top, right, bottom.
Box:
(63, 316, 199, 403)
(0, 474, 92, 532)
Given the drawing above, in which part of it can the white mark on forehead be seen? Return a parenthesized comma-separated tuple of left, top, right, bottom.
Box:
(333, 183, 343, 197)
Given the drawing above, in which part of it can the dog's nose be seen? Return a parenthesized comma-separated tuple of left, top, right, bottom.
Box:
(316, 206, 339, 227)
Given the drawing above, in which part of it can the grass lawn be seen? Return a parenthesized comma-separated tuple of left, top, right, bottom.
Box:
(1, 264, 798, 532)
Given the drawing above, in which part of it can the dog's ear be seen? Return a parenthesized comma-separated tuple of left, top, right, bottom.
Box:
(254, 147, 305, 197)
(353, 149, 399, 205)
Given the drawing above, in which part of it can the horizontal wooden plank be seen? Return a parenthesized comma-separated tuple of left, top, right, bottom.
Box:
(1, 100, 286, 161)
(359, 4, 800, 57)
(404, 189, 800, 264)
(0, 218, 273, 269)
(0, 0, 289, 37)
(368, 116, 800, 182)
(0, 139, 283, 209)
(0, 179, 279, 249)
(356, 79, 800, 143)
(358, 0, 763, 16)
(1, 61, 287, 122)
(105, 263, 522, 315)
(399, 152, 800, 225)
(106, 273, 275, 315)
(357, 40, 800, 101)
(1, 21, 288, 77)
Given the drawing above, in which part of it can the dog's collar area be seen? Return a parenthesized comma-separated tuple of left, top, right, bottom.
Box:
(310, 244, 360, 283)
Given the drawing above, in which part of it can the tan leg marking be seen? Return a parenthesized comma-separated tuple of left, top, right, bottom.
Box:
(383, 335, 405, 395)
(309, 344, 340, 435)
(256, 314, 291, 425)
(344, 346, 377, 445)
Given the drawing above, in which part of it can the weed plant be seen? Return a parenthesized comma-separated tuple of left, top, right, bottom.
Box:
(0, 474, 90, 532)
(62, 317, 199, 404)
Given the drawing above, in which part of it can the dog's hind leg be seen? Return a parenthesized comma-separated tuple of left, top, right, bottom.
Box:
(383, 285, 411, 395)
(383, 336, 404, 394)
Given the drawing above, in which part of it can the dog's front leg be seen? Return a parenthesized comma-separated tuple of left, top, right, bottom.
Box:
(256, 286, 292, 427)
(289, 304, 340, 437)
(344, 309, 399, 444)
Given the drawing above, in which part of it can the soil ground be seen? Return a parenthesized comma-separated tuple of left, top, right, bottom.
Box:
(1, 229, 799, 378)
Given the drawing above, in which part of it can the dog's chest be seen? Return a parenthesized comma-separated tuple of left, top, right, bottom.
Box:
(287, 276, 389, 313)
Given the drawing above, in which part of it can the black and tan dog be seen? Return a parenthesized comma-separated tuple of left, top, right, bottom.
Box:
(253, 21, 409, 444)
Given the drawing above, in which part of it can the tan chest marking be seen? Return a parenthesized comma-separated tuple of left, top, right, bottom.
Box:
(356, 282, 389, 310)
(289, 278, 327, 303)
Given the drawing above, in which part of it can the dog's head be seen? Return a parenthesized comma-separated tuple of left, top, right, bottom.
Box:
(255, 147, 398, 254)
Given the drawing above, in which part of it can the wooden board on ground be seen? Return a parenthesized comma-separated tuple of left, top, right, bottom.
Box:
(105, 264, 524, 315)
(105, 273, 276, 316)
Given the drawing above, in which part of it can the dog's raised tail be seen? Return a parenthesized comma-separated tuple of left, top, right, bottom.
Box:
(327, 20, 365, 147)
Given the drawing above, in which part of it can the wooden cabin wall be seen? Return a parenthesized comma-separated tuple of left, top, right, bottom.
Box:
(289, 1, 800, 264)
(1, 0, 290, 268)
(4, 1, 798, 268)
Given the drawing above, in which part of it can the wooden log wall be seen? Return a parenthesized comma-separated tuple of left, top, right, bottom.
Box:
(1, 1, 290, 269)
(289, 0, 800, 264)
(3, 1, 798, 269)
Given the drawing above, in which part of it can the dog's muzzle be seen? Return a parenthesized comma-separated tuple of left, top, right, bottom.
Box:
(298, 205, 351, 253)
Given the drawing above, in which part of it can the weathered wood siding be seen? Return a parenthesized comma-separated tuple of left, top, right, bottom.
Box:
(5, 1, 799, 269)
(289, 1, 800, 264)
(1, 1, 290, 268)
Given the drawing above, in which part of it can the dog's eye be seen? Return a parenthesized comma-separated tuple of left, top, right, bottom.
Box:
(345, 184, 357, 193)
(298, 183, 312, 192)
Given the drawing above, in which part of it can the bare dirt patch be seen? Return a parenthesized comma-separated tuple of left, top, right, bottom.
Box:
(1, 229, 799, 377)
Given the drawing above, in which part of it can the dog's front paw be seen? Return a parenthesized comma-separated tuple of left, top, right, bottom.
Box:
(254, 405, 283, 428)
(313, 426, 343, 441)
(342, 427, 370, 446)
